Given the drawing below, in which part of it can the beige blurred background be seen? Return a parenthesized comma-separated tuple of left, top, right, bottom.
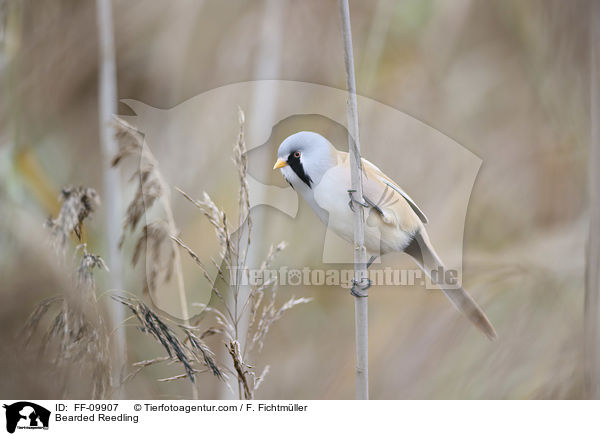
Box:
(0, 0, 592, 399)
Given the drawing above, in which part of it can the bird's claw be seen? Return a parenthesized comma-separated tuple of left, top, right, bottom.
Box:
(350, 277, 371, 298)
(347, 189, 369, 212)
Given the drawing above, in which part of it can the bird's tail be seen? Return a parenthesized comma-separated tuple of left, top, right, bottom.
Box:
(404, 229, 497, 340)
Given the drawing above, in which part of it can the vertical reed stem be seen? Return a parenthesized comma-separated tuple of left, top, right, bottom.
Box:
(95, 0, 126, 398)
(585, 0, 600, 400)
(339, 0, 369, 400)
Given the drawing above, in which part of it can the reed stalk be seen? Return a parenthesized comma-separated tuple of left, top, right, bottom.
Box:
(338, 0, 369, 400)
(95, 0, 126, 398)
(585, 0, 600, 400)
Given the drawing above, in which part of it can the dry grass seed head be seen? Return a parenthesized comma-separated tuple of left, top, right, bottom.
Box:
(121, 167, 162, 239)
(113, 296, 224, 383)
(249, 295, 312, 354)
(181, 327, 222, 379)
(233, 108, 251, 257)
(112, 118, 165, 246)
(75, 243, 109, 298)
(45, 186, 100, 252)
(111, 117, 144, 166)
(132, 222, 175, 294)
(23, 250, 111, 399)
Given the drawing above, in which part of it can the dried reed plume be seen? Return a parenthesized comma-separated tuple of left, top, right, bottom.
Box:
(112, 116, 189, 322)
(26, 189, 111, 399)
(45, 186, 100, 252)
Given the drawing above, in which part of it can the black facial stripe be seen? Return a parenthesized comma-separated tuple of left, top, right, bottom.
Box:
(288, 152, 312, 188)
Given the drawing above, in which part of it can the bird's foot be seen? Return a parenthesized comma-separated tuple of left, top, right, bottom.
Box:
(347, 189, 369, 212)
(350, 277, 371, 298)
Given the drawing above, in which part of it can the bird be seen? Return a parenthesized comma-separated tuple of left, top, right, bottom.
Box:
(273, 131, 497, 340)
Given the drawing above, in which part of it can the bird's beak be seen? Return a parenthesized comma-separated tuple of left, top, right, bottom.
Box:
(273, 158, 288, 170)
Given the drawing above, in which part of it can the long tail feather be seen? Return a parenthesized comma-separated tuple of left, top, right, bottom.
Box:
(404, 230, 497, 340)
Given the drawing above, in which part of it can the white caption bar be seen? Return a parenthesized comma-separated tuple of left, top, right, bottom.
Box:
(1, 400, 598, 436)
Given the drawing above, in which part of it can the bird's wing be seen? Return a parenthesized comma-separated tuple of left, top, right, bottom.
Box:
(361, 158, 429, 225)
(338, 154, 495, 340)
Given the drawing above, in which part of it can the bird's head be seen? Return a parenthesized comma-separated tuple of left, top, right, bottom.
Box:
(273, 131, 336, 189)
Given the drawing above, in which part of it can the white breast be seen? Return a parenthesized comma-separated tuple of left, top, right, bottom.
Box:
(313, 165, 353, 230)
(312, 166, 414, 255)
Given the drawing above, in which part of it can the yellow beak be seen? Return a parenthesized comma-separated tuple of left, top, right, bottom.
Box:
(273, 158, 288, 169)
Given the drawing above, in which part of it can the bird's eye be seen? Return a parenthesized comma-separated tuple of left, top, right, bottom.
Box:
(293, 151, 301, 158)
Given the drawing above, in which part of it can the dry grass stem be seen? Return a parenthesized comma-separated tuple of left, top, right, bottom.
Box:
(226, 340, 252, 399)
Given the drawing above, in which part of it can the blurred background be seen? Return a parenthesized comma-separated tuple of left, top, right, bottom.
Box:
(0, 0, 593, 399)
